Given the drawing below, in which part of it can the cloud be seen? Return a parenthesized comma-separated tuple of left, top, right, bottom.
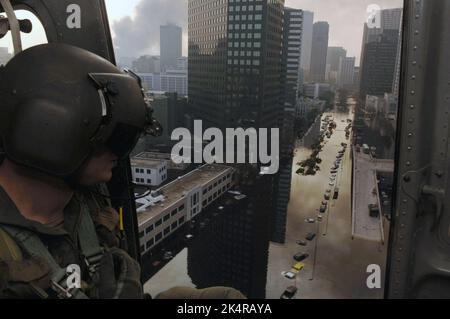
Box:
(112, 0, 188, 58)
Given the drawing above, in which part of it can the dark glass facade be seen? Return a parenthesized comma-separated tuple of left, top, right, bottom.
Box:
(309, 21, 329, 83)
(188, 0, 284, 130)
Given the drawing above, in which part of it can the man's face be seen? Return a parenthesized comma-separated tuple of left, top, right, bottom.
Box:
(76, 146, 119, 186)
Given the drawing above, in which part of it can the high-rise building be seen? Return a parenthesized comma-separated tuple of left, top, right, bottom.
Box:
(327, 47, 347, 83)
(138, 70, 188, 97)
(359, 29, 399, 99)
(0, 47, 12, 66)
(132, 55, 161, 73)
(271, 6, 303, 244)
(354, 66, 361, 91)
(392, 10, 403, 97)
(381, 8, 403, 30)
(337, 57, 356, 90)
(300, 11, 314, 79)
(187, 165, 272, 298)
(188, 0, 284, 130)
(327, 47, 347, 72)
(160, 24, 182, 72)
(282, 7, 303, 109)
(359, 8, 402, 97)
(310, 22, 329, 82)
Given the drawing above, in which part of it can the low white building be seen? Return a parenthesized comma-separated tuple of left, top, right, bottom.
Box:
(131, 158, 168, 187)
(137, 164, 235, 254)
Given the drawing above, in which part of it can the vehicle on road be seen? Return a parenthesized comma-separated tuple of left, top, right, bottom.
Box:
(317, 215, 323, 221)
(306, 233, 316, 241)
(321, 201, 328, 206)
(294, 253, 309, 262)
(329, 182, 334, 186)
(163, 251, 173, 261)
(296, 240, 307, 246)
(282, 271, 296, 280)
(305, 218, 316, 224)
(280, 286, 298, 299)
(293, 262, 305, 271)
(320, 205, 327, 213)
(333, 188, 339, 200)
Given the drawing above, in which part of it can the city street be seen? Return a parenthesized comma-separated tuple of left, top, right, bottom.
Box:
(266, 101, 388, 299)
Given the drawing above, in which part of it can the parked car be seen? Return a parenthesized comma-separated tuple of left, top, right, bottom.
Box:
(280, 286, 298, 299)
(317, 215, 323, 221)
(294, 253, 309, 262)
(306, 233, 316, 241)
(282, 271, 296, 280)
(320, 205, 327, 213)
(293, 262, 305, 271)
(324, 194, 331, 200)
(296, 240, 307, 246)
(305, 218, 316, 224)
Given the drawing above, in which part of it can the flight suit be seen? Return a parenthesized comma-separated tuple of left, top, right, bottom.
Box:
(0, 184, 246, 299)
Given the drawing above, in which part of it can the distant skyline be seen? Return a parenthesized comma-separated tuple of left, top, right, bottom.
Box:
(0, 0, 403, 65)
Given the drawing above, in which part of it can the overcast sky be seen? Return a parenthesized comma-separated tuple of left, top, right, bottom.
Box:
(0, 0, 403, 65)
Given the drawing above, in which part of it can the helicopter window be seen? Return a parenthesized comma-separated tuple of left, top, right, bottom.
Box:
(0, 9, 48, 65)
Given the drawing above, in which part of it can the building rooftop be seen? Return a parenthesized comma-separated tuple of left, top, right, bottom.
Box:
(131, 158, 166, 168)
(137, 164, 233, 225)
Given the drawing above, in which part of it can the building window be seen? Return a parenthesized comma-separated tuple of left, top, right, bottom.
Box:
(147, 169, 151, 174)
(139, 231, 144, 238)
(155, 219, 162, 227)
(163, 214, 170, 222)
(171, 209, 177, 217)
(164, 227, 170, 236)
(146, 238, 154, 249)
(179, 204, 185, 211)
(171, 221, 178, 230)
(179, 216, 185, 224)
(135, 168, 139, 173)
(155, 232, 162, 242)
(145, 225, 154, 234)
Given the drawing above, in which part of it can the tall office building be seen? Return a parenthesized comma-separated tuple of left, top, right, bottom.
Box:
(187, 166, 272, 298)
(337, 57, 356, 90)
(132, 55, 161, 73)
(327, 46, 347, 83)
(392, 10, 403, 97)
(271, 6, 304, 244)
(359, 8, 402, 97)
(299, 10, 314, 80)
(359, 29, 399, 98)
(309, 21, 329, 82)
(188, 0, 284, 130)
(160, 24, 182, 72)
